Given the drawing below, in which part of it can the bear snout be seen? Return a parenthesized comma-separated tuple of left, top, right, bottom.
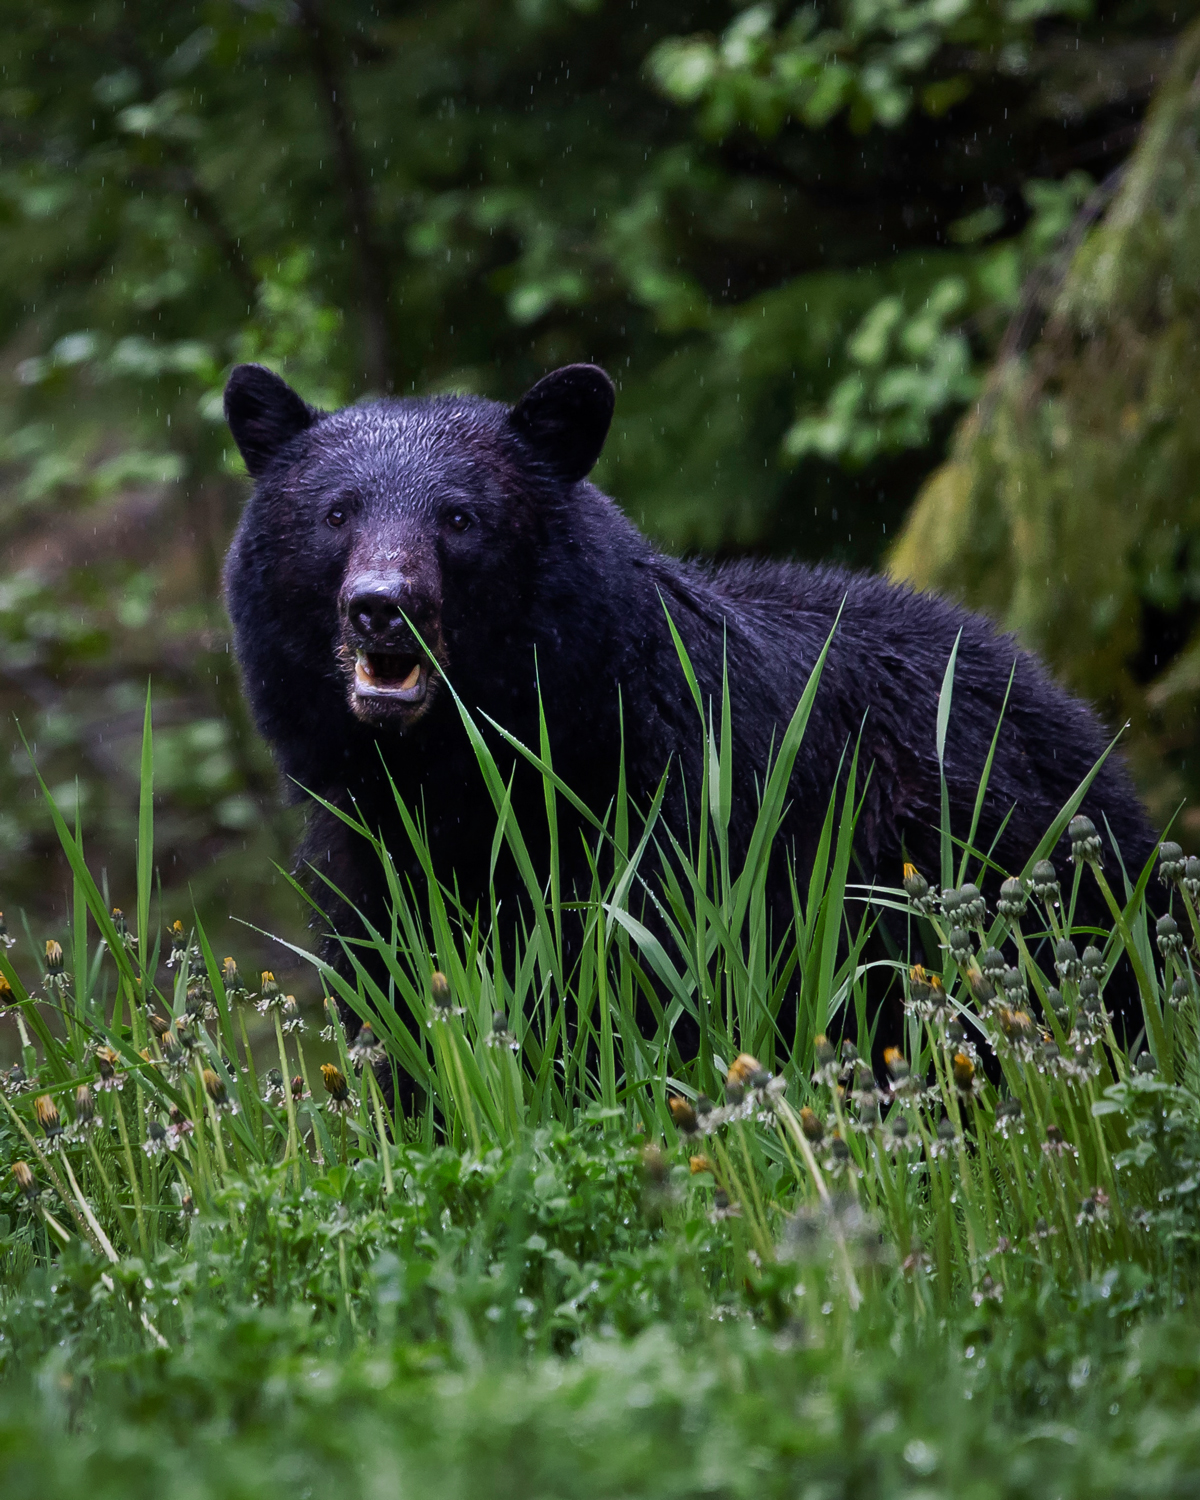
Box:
(342, 573, 439, 646)
(347, 586, 408, 641)
(338, 571, 445, 723)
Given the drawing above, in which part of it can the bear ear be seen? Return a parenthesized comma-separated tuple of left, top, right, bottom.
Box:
(224, 364, 319, 478)
(508, 364, 615, 483)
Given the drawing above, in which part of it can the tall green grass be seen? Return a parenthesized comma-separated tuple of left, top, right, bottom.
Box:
(2, 634, 1199, 1330)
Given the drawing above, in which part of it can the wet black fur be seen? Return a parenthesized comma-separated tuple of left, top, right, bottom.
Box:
(224, 364, 1159, 1053)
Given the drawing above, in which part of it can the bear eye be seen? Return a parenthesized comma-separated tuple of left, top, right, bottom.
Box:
(446, 510, 471, 533)
(325, 507, 348, 529)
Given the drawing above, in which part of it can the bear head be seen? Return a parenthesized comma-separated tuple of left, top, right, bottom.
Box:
(223, 362, 615, 735)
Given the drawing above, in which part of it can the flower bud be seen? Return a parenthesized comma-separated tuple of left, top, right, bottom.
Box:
(1001, 966, 1026, 999)
(1159, 841, 1185, 885)
(1054, 939, 1081, 982)
(667, 1095, 699, 1134)
(1157, 914, 1185, 960)
(883, 1047, 909, 1081)
(1031, 860, 1060, 904)
(34, 1093, 62, 1140)
(997, 1008, 1034, 1042)
(320, 1062, 350, 1102)
(957, 883, 986, 926)
(202, 1067, 228, 1106)
(997, 877, 1027, 919)
(167, 920, 187, 965)
(902, 863, 935, 911)
(726, 1053, 763, 1089)
(979, 947, 1006, 980)
(1068, 815, 1103, 865)
(798, 1106, 825, 1143)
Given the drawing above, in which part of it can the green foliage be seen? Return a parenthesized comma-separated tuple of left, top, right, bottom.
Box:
(8, 1293, 1200, 1497)
(785, 273, 980, 464)
(0, 10, 1196, 1480)
(891, 18, 1200, 829)
(3, 664, 1200, 1491)
(649, 0, 1089, 138)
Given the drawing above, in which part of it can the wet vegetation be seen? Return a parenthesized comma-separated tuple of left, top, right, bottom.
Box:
(4, 668, 1200, 1495)
(4, 3, 1200, 1493)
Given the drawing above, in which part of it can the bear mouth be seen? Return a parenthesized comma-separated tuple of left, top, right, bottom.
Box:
(353, 650, 429, 703)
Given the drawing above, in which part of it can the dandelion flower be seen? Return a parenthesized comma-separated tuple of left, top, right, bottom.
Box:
(427, 969, 464, 1023)
(11, 1160, 37, 1203)
(667, 1095, 699, 1136)
(320, 1062, 355, 1113)
(202, 1066, 239, 1115)
(43, 939, 68, 994)
(166, 919, 189, 969)
(94, 1045, 125, 1092)
(34, 1093, 63, 1142)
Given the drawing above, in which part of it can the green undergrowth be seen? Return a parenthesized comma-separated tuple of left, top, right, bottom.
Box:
(3, 640, 1200, 1497)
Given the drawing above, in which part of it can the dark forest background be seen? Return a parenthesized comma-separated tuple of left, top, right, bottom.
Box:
(0, 0, 1193, 968)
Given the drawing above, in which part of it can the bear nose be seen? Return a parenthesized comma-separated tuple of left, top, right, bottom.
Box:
(348, 589, 407, 640)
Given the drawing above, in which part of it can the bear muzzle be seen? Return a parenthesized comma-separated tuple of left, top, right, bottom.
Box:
(339, 574, 444, 722)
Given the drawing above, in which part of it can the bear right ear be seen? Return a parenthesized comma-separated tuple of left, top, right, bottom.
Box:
(224, 364, 318, 478)
(509, 364, 615, 483)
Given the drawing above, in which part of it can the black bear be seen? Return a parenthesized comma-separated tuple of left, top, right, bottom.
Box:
(223, 361, 1156, 1034)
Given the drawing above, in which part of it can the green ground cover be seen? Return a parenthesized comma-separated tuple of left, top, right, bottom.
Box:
(3, 661, 1200, 1497)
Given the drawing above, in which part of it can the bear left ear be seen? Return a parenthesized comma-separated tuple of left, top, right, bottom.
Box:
(508, 364, 615, 483)
(224, 363, 319, 478)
